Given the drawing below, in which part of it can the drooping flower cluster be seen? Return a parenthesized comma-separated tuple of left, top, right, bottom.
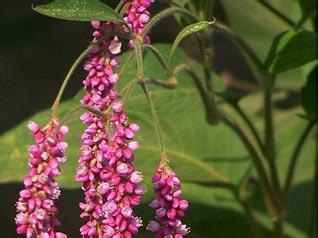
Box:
(124, 0, 154, 46)
(15, 121, 68, 238)
(147, 166, 190, 238)
(76, 21, 145, 238)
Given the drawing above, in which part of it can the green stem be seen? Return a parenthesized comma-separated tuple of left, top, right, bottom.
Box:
(220, 112, 279, 214)
(134, 40, 144, 78)
(141, 7, 199, 38)
(232, 104, 266, 156)
(119, 2, 131, 17)
(51, 45, 94, 119)
(114, 0, 126, 13)
(82, 105, 110, 120)
(296, 13, 314, 29)
(134, 40, 166, 156)
(283, 121, 315, 196)
(198, 29, 220, 125)
(258, 0, 296, 28)
(121, 79, 138, 104)
(144, 77, 178, 89)
(59, 105, 83, 125)
(173, 64, 220, 124)
(204, 0, 215, 21)
(195, 28, 214, 96)
(142, 44, 169, 71)
(170, 0, 183, 8)
(213, 22, 268, 87)
(264, 87, 281, 197)
(308, 164, 317, 238)
(272, 218, 283, 238)
(118, 51, 134, 77)
(234, 191, 264, 238)
(140, 82, 166, 156)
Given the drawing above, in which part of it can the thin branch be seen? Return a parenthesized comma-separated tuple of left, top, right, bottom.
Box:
(139, 81, 167, 156)
(114, 0, 126, 13)
(234, 192, 264, 238)
(142, 44, 170, 71)
(144, 77, 177, 89)
(174, 64, 220, 124)
(220, 112, 280, 213)
(118, 51, 134, 78)
(51, 45, 94, 119)
(119, 2, 131, 16)
(213, 21, 270, 87)
(82, 105, 111, 120)
(264, 88, 281, 196)
(307, 165, 317, 238)
(258, 0, 296, 28)
(284, 121, 315, 196)
(134, 40, 166, 156)
(121, 78, 138, 104)
(141, 7, 199, 37)
(232, 104, 266, 157)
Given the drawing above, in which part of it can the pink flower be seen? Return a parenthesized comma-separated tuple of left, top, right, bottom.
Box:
(76, 21, 145, 237)
(147, 166, 190, 237)
(15, 120, 68, 237)
(124, 0, 154, 46)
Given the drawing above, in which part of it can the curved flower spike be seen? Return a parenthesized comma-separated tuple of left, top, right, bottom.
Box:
(147, 164, 190, 238)
(15, 120, 68, 238)
(76, 21, 145, 238)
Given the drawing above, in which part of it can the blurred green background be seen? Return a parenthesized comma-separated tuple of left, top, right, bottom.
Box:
(0, 0, 316, 237)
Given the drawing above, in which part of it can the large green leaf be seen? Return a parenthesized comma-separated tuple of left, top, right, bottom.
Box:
(0, 44, 315, 237)
(266, 30, 317, 74)
(33, 0, 123, 22)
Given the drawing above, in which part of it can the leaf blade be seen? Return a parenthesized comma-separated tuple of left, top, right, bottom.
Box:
(33, 0, 123, 22)
(266, 30, 317, 75)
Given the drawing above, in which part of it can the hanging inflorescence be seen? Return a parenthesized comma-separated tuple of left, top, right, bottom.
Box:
(15, 121, 69, 238)
(147, 166, 190, 238)
(76, 20, 145, 238)
(15, 1, 190, 237)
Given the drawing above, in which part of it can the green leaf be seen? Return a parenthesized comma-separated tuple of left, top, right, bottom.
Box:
(33, 0, 123, 22)
(300, 66, 317, 120)
(266, 30, 317, 75)
(169, 20, 214, 67)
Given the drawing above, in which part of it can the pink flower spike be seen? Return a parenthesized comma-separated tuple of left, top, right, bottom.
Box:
(15, 120, 68, 237)
(112, 100, 124, 113)
(76, 19, 145, 237)
(147, 220, 160, 232)
(147, 166, 190, 237)
(27, 121, 40, 133)
(128, 141, 139, 150)
(91, 20, 100, 29)
(124, 0, 154, 46)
